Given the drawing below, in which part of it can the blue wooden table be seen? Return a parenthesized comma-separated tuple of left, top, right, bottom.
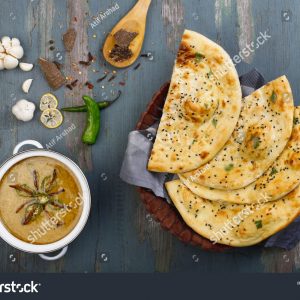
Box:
(0, 0, 299, 272)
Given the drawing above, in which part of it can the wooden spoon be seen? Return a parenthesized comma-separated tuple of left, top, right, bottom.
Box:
(102, 0, 152, 68)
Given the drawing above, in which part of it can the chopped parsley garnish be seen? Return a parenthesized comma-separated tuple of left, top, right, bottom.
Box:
(212, 119, 218, 128)
(270, 167, 278, 176)
(207, 69, 213, 77)
(252, 136, 261, 149)
(270, 91, 277, 103)
(195, 52, 205, 62)
(255, 220, 263, 229)
(224, 163, 234, 171)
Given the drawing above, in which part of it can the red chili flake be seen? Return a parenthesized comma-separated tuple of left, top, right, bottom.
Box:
(85, 81, 94, 89)
(108, 75, 116, 82)
(119, 81, 126, 86)
(97, 74, 107, 82)
(134, 63, 141, 70)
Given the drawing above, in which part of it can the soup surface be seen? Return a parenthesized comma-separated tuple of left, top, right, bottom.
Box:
(0, 156, 83, 244)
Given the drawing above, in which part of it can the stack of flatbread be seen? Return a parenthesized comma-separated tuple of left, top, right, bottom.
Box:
(148, 29, 299, 247)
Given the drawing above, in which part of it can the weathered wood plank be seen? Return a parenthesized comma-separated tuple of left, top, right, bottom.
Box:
(64, 0, 93, 171)
(236, 0, 254, 63)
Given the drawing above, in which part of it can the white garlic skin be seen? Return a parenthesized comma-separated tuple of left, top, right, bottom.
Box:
(12, 99, 36, 122)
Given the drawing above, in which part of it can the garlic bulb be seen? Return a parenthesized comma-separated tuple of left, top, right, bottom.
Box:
(12, 100, 36, 122)
(0, 36, 25, 70)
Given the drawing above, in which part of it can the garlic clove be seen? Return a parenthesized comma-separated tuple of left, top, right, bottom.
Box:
(22, 79, 33, 93)
(19, 62, 34, 72)
(7, 45, 24, 59)
(0, 59, 4, 70)
(11, 38, 21, 47)
(0, 42, 4, 53)
(3, 55, 18, 69)
(1, 36, 11, 49)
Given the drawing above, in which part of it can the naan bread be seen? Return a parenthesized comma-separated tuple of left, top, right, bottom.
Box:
(148, 30, 242, 173)
(179, 107, 300, 204)
(166, 180, 300, 247)
(181, 76, 294, 190)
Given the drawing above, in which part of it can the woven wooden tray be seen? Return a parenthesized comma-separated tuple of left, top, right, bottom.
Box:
(136, 83, 230, 252)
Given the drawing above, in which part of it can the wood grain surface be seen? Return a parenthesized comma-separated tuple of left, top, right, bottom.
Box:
(0, 0, 299, 273)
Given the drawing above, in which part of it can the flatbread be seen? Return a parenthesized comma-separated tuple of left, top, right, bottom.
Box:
(148, 30, 242, 173)
(166, 180, 300, 247)
(179, 107, 300, 204)
(181, 76, 294, 190)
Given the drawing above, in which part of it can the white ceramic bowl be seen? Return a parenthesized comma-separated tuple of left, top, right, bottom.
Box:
(0, 140, 91, 261)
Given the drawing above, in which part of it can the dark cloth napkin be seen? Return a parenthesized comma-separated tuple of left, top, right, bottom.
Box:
(120, 69, 300, 250)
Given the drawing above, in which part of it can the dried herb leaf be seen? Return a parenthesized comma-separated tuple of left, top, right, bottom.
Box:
(224, 164, 234, 172)
(270, 91, 277, 103)
(255, 220, 263, 229)
(195, 52, 205, 62)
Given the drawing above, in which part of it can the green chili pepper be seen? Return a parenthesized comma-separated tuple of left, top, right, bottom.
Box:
(62, 90, 121, 112)
(82, 96, 100, 145)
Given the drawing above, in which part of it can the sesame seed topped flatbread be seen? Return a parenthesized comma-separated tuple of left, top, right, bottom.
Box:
(181, 76, 294, 190)
(148, 30, 242, 173)
(179, 106, 300, 203)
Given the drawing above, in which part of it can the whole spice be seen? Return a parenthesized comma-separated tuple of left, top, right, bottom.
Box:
(82, 96, 100, 145)
(85, 81, 94, 89)
(79, 52, 94, 66)
(109, 29, 138, 62)
(114, 29, 138, 48)
(63, 28, 77, 52)
(108, 75, 116, 82)
(97, 74, 107, 82)
(133, 63, 141, 70)
(62, 91, 121, 112)
(109, 45, 133, 62)
(38, 58, 66, 90)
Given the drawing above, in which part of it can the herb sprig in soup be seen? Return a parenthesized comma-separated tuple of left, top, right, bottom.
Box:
(10, 169, 67, 225)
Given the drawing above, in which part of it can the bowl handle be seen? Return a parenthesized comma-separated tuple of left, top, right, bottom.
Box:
(38, 246, 68, 261)
(13, 140, 43, 155)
